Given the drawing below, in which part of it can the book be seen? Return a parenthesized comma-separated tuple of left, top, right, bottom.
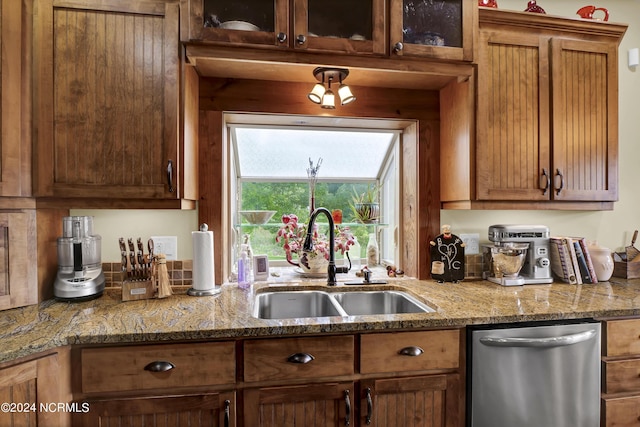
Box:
(573, 240, 593, 284)
(576, 238, 598, 284)
(549, 237, 577, 284)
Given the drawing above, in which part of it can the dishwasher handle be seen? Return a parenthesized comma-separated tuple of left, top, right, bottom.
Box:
(479, 329, 597, 348)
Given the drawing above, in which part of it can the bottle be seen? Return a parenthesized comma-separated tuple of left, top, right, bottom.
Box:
(349, 237, 361, 271)
(366, 233, 379, 266)
(238, 244, 251, 288)
(243, 234, 253, 273)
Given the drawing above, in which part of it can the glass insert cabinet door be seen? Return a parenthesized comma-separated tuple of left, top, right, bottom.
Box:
(389, 0, 474, 61)
(293, 0, 385, 54)
(194, 0, 290, 46)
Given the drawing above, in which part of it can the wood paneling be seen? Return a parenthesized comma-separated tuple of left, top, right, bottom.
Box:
(244, 336, 354, 383)
(0, 210, 37, 311)
(81, 342, 236, 394)
(197, 78, 441, 280)
(0, 0, 32, 199)
(34, 0, 183, 200)
(551, 38, 618, 201)
(243, 383, 353, 427)
(78, 392, 235, 427)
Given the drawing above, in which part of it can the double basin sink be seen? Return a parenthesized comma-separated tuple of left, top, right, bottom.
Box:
(253, 289, 434, 319)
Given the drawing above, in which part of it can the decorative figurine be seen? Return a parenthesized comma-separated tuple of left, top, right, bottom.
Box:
(576, 5, 609, 21)
(478, 0, 498, 8)
(430, 225, 466, 283)
(524, 0, 546, 13)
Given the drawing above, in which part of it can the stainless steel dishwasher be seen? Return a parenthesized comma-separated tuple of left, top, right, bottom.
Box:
(467, 319, 601, 427)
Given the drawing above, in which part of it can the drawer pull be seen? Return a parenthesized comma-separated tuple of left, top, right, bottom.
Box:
(399, 346, 424, 357)
(344, 390, 351, 426)
(224, 400, 230, 427)
(287, 353, 315, 364)
(365, 387, 373, 425)
(143, 361, 175, 372)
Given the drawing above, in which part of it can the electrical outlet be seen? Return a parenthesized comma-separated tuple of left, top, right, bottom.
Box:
(151, 236, 178, 260)
(460, 233, 480, 255)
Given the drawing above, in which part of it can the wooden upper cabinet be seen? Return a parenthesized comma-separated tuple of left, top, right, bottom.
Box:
(0, 0, 32, 199)
(188, 0, 385, 55)
(186, 0, 474, 59)
(440, 9, 626, 209)
(188, 0, 290, 48)
(389, 0, 475, 61)
(33, 0, 196, 204)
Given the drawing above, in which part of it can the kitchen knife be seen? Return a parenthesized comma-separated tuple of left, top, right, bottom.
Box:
(137, 238, 146, 278)
(128, 238, 137, 278)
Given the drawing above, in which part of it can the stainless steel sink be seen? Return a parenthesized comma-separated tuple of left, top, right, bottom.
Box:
(253, 291, 347, 319)
(253, 289, 433, 319)
(333, 291, 434, 315)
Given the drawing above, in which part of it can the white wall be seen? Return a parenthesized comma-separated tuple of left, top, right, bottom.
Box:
(75, 0, 640, 261)
(442, 0, 640, 252)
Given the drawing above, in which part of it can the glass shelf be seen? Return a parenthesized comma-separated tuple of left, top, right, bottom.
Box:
(235, 222, 388, 228)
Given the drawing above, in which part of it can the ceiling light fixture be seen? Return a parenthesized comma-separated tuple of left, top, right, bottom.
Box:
(308, 67, 356, 107)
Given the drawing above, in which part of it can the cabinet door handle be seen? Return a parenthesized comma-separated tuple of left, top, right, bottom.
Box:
(296, 34, 306, 45)
(143, 361, 175, 372)
(276, 32, 287, 43)
(555, 168, 564, 195)
(287, 352, 315, 364)
(541, 168, 550, 195)
(344, 390, 351, 427)
(393, 42, 404, 53)
(166, 159, 174, 193)
(224, 399, 230, 427)
(399, 346, 424, 356)
(365, 387, 373, 425)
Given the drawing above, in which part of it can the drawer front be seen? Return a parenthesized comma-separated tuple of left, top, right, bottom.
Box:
(360, 329, 460, 374)
(604, 319, 640, 357)
(244, 336, 355, 382)
(604, 358, 640, 394)
(603, 395, 640, 426)
(81, 342, 235, 393)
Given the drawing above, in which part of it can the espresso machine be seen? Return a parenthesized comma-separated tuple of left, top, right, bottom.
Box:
(483, 224, 553, 286)
(54, 216, 105, 300)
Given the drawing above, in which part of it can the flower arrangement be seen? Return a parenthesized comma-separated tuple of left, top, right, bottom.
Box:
(276, 214, 356, 265)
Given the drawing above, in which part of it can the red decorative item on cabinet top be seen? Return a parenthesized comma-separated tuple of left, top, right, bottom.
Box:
(577, 5, 609, 21)
(524, 0, 546, 13)
(478, 0, 498, 8)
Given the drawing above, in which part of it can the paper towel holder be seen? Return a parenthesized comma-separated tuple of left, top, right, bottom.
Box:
(187, 223, 222, 297)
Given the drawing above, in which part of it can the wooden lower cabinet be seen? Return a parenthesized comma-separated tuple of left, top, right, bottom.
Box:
(76, 392, 235, 427)
(601, 318, 640, 427)
(360, 375, 461, 427)
(0, 353, 66, 427)
(243, 382, 355, 427)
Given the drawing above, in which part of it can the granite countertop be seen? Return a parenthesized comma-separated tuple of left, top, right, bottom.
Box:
(2, 272, 640, 364)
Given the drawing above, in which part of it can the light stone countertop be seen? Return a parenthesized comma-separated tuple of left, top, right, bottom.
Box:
(2, 273, 640, 364)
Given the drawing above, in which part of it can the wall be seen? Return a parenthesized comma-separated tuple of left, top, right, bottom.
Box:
(441, 0, 640, 252)
(75, 0, 640, 262)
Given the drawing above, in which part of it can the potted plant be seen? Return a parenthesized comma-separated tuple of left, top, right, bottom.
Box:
(350, 184, 380, 223)
(276, 214, 355, 274)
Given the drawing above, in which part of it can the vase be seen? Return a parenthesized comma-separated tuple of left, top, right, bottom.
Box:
(587, 241, 614, 281)
(289, 250, 329, 275)
(366, 233, 379, 266)
(355, 203, 380, 224)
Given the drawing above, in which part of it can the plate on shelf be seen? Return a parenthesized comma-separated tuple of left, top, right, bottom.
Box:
(294, 267, 327, 278)
(219, 20, 259, 31)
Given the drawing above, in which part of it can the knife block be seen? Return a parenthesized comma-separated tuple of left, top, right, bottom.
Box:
(121, 257, 158, 301)
(122, 279, 156, 301)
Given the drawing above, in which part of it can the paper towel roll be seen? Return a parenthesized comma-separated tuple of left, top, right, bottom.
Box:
(192, 229, 215, 291)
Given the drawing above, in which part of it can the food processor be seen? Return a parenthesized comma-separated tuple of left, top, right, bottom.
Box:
(54, 216, 105, 301)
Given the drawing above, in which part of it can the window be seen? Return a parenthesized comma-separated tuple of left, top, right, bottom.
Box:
(229, 120, 401, 271)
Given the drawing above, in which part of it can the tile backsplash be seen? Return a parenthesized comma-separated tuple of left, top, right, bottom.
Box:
(102, 260, 193, 287)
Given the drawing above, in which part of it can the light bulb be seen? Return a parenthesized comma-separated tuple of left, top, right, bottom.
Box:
(338, 84, 356, 105)
(308, 83, 325, 104)
(321, 89, 335, 109)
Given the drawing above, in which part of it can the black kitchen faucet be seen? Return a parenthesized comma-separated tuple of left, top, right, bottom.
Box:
(303, 207, 350, 286)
